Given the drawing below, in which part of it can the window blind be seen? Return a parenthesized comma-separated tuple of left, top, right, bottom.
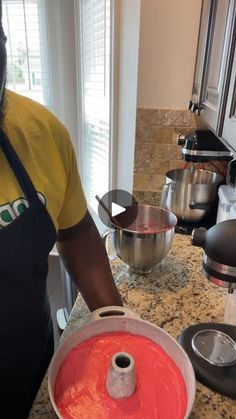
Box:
(80, 0, 111, 212)
(2, 0, 49, 106)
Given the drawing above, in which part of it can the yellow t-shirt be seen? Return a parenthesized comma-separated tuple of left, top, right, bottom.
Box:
(0, 89, 87, 231)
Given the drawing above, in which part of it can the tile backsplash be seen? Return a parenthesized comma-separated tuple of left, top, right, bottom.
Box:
(133, 108, 226, 205)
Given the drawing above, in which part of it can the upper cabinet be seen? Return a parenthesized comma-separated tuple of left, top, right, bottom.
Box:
(221, 25, 236, 149)
(202, 0, 235, 132)
(190, 0, 236, 151)
(190, 0, 213, 113)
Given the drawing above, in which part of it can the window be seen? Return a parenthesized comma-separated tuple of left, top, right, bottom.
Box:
(2, 0, 50, 106)
(77, 0, 140, 222)
(78, 0, 112, 215)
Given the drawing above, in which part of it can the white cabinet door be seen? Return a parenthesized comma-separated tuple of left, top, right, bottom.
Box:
(202, 0, 235, 133)
(222, 38, 236, 151)
(191, 0, 213, 111)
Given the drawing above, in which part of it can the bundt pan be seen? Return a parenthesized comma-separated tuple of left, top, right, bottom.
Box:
(48, 306, 196, 419)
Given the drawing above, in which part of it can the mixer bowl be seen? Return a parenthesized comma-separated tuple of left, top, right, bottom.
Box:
(161, 168, 223, 223)
(107, 205, 177, 273)
(48, 306, 196, 419)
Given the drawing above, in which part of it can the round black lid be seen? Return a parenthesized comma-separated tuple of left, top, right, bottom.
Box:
(178, 323, 236, 399)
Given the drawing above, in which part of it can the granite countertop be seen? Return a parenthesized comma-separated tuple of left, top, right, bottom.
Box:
(29, 234, 236, 418)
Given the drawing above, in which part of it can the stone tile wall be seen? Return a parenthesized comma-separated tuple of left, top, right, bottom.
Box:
(133, 108, 227, 205)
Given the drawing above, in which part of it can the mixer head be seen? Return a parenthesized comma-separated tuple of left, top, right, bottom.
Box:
(178, 130, 233, 163)
(192, 220, 236, 293)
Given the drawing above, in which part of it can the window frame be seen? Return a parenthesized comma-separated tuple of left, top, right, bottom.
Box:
(75, 0, 114, 228)
(74, 0, 141, 232)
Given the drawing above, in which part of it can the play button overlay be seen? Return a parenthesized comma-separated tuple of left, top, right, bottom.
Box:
(111, 202, 126, 217)
(97, 189, 138, 228)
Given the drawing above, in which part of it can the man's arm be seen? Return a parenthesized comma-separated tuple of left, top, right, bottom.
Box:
(57, 210, 123, 311)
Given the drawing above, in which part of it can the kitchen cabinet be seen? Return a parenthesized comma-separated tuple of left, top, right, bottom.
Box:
(201, 0, 235, 133)
(222, 36, 236, 150)
(191, 0, 236, 150)
(190, 0, 214, 113)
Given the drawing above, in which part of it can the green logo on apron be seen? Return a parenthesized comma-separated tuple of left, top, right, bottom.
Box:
(0, 192, 46, 227)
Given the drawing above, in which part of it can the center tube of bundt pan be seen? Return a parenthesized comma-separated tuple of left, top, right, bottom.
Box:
(106, 352, 136, 399)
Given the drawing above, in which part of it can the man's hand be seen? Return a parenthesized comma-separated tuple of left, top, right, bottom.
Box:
(57, 211, 123, 311)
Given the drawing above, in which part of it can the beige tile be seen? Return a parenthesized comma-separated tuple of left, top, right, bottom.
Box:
(171, 144, 183, 160)
(169, 160, 186, 170)
(149, 143, 171, 159)
(133, 190, 161, 206)
(150, 126, 174, 144)
(151, 109, 191, 127)
(135, 142, 152, 162)
(133, 173, 165, 192)
(137, 108, 192, 127)
(134, 143, 152, 173)
(134, 108, 212, 189)
(136, 108, 153, 124)
(135, 108, 155, 142)
(149, 143, 183, 160)
(133, 174, 151, 190)
(134, 158, 170, 176)
(136, 120, 152, 142)
(148, 159, 170, 175)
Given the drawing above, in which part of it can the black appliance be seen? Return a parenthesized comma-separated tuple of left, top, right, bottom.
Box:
(178, 218, 236, 399)
(178, 130, 233, 163)
(192, 219, 236, 293)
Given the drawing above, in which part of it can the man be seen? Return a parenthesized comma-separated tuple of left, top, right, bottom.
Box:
(0, 2, 122, 417)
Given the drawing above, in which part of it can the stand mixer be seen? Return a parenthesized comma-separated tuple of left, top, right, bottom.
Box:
(192, 219, 236, 292)
(178, 160, 236, 398)
(192, 159, 236, 293)
(160, 130, 233, 235)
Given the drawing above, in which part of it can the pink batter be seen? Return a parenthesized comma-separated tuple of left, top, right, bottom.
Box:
(125, 222, 170, 233)
(55, 332, 187, 419)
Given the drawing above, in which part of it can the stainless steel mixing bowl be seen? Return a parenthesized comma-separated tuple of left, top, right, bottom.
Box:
(161, 168, 223, 223)
(104, 205, 177, 273)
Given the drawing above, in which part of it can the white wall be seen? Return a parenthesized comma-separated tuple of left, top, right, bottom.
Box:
(137, 0, 202, 109)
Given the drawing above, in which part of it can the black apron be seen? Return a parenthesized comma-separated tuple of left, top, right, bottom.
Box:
(0, 127, 57, 418)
